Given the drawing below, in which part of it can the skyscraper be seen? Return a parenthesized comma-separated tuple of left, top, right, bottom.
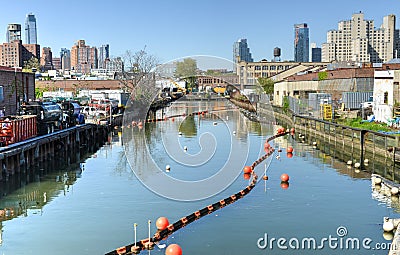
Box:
(98, 44, 109, 69)
(294, 23, 309, 62)
(6, 24, 21, 42)
(233, 39, 253, 65)
(25, 13, 37, 44)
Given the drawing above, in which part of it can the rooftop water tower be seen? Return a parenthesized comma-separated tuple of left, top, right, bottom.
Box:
(273, 47, 281, 62)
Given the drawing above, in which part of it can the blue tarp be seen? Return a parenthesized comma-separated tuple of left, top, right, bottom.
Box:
(361, 115, 375, 123)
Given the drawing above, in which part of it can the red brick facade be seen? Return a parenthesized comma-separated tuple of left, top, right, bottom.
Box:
(0, 67, 35, 115)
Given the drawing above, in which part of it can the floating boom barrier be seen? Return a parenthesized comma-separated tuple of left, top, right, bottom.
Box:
(108, 116, 293, 255)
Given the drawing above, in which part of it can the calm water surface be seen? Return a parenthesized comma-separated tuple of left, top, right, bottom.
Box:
(0, 100, 399, 255)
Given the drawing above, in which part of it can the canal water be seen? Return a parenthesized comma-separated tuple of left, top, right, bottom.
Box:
(0, 99, 399, 255)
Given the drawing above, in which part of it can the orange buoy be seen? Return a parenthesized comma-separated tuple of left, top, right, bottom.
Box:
(287, 152, 293, 158)
(156, 217, 169, 230)
(243, 173, 251, 180)
(116, 246, 127, 254)
(281, 181, 289, 189)
(287, 146, 293, 153)
(264, 142, 270, 152)
(280, 173, 289, 182)
(263, 175, 268, 180)
(243, 166, 252, 174)
(165, 244, 182, 255)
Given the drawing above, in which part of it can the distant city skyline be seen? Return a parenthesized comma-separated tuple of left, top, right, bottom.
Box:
(0, 0, 399, 67)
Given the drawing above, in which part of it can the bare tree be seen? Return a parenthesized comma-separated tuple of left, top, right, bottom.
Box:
(119, 46, 159, 92)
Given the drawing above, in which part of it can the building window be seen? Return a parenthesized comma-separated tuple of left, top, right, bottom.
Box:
(384, 92, 388, 104)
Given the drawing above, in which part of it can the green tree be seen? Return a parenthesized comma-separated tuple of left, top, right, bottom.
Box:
(257, 77, 275, 94)
(174, 58, 197, 78)
(22, 57, 40, 72)
(174, 58, 198, 91)
(318, 71, 328, 80)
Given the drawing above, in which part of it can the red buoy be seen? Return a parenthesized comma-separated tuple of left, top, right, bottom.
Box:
(171, 117, 175, 122)
(290, 127, 295, 133)
(156, 217, 169, 230)
(243, 166, 252, 174)
(280, 173, 289, 182)
(243, 173, 251, 180)
(281, 181, 289, 189)
(287, 146, 293, 153)
(287, 152, 293, 158)
(165, 244, 182, 255)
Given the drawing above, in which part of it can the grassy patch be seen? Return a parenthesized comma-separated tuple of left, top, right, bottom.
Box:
(337, 117, 392, 132)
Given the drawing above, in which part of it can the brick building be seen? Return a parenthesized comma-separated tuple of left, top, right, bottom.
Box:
(0, 40, 40, 68)
(71, 40, 97, 74)
(0, 66, 35, 115)
(197, 74, 238, 90)
(41, 47, 53, 71)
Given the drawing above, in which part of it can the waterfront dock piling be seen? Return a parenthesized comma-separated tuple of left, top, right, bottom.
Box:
(0, 124, 108, 181)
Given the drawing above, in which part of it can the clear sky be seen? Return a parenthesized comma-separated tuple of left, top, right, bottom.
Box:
(2, 0, 400, 67)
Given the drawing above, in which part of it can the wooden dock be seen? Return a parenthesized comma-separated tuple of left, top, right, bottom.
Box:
(0, 124, 108, 181)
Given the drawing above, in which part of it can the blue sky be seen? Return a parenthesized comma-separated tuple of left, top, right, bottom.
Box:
(2, 0, 400, 67)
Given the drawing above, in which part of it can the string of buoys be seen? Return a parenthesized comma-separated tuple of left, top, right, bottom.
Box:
(106, 127, 295, 255)
(145, 111, 210, 124)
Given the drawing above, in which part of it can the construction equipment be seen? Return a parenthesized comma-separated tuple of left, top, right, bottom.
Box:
(169, 79, 187, 96)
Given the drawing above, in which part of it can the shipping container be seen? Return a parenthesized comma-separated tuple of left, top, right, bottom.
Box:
(0, 115, 37, 146)
(342, 91, 373, 110)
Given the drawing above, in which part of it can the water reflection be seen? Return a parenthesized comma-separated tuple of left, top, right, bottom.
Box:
(178, 115, 197, 137)
(0, 162, 82, 224)
(122, 99, 273, 201)
(1, 100, 400, 254)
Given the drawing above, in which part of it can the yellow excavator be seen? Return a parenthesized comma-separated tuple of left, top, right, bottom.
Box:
(169, 79, 187, 97)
